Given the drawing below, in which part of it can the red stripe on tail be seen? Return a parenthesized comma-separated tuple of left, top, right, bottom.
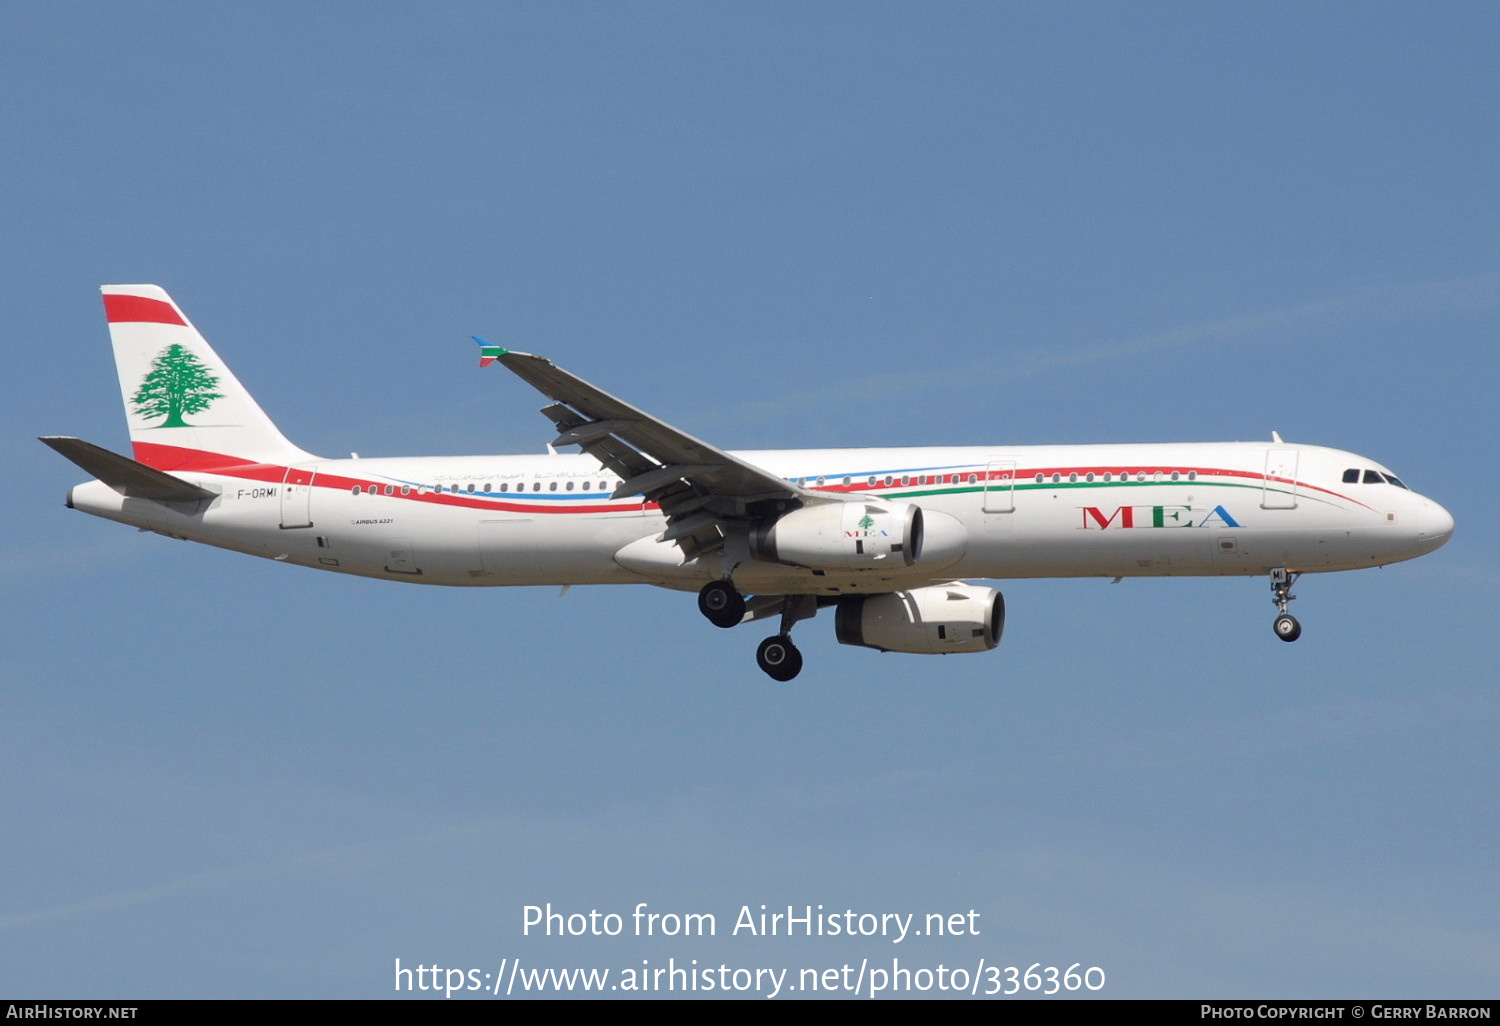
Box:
(131, 441, 271, 475)
(103, 294, 186, 325)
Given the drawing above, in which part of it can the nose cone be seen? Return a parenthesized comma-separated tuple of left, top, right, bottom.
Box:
(1419, 500, 1455, 552)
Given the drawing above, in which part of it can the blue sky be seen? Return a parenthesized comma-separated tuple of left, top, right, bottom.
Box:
(3, 2, 1496, 999)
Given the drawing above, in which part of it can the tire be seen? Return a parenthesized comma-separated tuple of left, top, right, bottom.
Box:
(756, 634, 803, 682)
(698, 580, 745, 628)
(1274, 614, 1302, 643)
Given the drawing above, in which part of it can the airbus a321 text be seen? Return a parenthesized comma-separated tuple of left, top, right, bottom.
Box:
(45, 285, 1455, 680)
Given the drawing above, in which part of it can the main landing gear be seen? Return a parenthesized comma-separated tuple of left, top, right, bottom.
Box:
(1270, 567, 1302, 642)
(698, 580, 811, 682)
(754, 595, 816, 682)
(697, 579, 745, 628)
(756, 634, 803, 682)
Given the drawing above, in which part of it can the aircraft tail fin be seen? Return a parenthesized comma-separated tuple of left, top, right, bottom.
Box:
(101, 285, 314, 472)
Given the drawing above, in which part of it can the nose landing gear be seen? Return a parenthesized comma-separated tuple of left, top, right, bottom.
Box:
(1270, 568, 1302, 642)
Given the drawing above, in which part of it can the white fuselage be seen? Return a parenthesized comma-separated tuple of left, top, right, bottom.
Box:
(67, 440, 1454, 595)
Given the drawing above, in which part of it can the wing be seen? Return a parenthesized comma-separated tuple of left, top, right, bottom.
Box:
(491, 348, 827, 551)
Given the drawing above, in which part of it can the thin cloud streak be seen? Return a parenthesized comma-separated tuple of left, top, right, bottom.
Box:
(0, 826, 450, 933)
(727, 272, 1500, 424)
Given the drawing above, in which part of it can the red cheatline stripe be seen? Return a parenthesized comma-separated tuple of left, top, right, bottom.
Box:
(129, 442, 650, 512)
(128, 442, 1374, 514)
(103, 293, 186, 325)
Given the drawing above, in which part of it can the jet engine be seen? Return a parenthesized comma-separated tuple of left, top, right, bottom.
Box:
(834, 584, 1004, 654)
(752, 501, 921, 570)
(751, 502, 966, 572)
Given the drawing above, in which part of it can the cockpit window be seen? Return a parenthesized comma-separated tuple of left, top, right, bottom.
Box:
(1348, 467, 1411, 488)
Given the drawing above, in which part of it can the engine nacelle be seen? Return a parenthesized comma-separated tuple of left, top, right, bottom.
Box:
(752, 502, 923, 571)
(835, 584, 1004, 654)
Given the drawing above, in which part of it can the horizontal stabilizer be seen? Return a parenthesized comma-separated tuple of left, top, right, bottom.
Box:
(40, 436, 216, 501)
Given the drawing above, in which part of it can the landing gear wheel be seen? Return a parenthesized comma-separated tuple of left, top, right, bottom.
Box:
(1268, 568, 1303, 642)
(698, 580, 745, 628)
(756, 634, 803, 682)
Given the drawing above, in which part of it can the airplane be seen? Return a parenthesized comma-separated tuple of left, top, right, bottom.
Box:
(44, 285, 1455, 681)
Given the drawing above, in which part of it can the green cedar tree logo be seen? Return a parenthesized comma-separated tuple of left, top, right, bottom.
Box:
(131, 344, 224, 427)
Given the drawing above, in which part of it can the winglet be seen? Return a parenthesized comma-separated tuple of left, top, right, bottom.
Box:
(473, 336, 508, 368)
